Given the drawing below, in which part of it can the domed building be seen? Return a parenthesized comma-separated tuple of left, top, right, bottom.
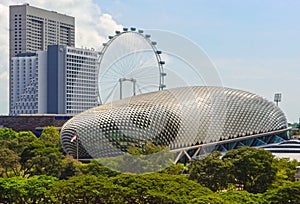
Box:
(60, 86, 289, 162)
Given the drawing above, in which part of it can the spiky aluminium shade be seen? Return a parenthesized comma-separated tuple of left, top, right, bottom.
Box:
(60, 86, 287, 159)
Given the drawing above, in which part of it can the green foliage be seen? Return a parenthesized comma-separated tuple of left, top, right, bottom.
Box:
(271, 158, 299, 188)
(189, 151, 232, 191)
(0, 128, 17, 140)
(0, 127, 299, 203)
(223, 147, 277, 193)
(59, 156, 82, 179)
(190, 147, 278, 194)
(111, 173, 214, 203)
(219, 190, 266, 204)
(0, 148, 20, 177)
(14, 131, 37, 155)
(39, 126, 62, 152)
(99, 143, 174, 174)
(43, 173, 244, 204)
(20, 139, 63, 177)
(265, 181, 300, 203)
(0, 175, 57, 203)
(191, 194, 228, 204)
(80, 160, 119, 177)
(160, 163, 185, 175)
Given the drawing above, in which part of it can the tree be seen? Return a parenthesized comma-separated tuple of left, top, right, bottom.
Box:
(219, 190, 266, 204)
(265, 181, 300, 204)
(0, 148, 20, 177)
(0, 128, 17, 140)
(0, 128, 18, 153)
(223, 147, 277, 193)
(98, 142, 174, 174)
(13, 131, 37, 155)
(271, 158, 299, 188)
(23, 175, 57, 203)
(46, 175, 128, 203)
(59, 156, 83, 179)
(20, 140, 64, 177)
(189, 151, 232, 191)
(0, 177, 26, 203)
(191, 194, 228, 204)
(160, 163, 185, 175)
(39, 126, 61, 147)
(80, 160, 119, 177)
(111, 173, 214, 203)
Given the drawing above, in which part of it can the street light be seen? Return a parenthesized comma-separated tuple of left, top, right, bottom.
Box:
(274, 93, 282, 107)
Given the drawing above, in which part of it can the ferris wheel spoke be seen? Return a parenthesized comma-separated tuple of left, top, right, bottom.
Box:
(98, 29, 166, 104)
(100, 68, 124, 80)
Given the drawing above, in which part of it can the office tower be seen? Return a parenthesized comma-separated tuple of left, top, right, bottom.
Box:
(9, 3, 75, 114)
(10, 45, 99, 115)
(47, 45, 99, 114)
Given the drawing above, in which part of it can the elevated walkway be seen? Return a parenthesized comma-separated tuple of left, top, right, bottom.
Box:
(170, 128, 290, 163)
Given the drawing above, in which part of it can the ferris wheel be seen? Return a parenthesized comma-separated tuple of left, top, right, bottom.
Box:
(97, 27, 166, 105)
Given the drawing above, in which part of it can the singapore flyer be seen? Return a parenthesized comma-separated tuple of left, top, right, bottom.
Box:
(97, 27, 166, 104)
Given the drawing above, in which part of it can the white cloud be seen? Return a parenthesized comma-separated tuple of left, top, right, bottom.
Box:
(0, 0, 123, 114)
(0, 71, 8, 80)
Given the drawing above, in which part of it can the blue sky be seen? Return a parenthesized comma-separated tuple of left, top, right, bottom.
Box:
(0, 0, 299, 122)
(94, 0, 300, 122)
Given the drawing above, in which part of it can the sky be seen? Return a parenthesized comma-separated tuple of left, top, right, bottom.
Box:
(0, 0, 299, 122)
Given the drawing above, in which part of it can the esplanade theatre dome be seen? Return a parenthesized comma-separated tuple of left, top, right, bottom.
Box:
(60, 86, 289, 159)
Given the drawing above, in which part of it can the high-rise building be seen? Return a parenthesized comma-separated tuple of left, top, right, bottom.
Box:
(10, 45, 99, 115)
(9, 3, 75, 58)
(47, 45, 99, 114)
(9, 3, 75, 114)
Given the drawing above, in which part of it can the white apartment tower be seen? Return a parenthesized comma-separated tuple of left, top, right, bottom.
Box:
(10, 45, 99, 115)
(9, 4, 75, 114)
(10, 52, 47, 115)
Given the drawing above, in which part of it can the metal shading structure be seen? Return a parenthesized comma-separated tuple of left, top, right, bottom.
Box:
(60, 86, 290, 162)
(97, 27, 166, 105)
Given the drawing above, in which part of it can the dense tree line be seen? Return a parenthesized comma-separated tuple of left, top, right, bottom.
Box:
(0, 127, 299, 203)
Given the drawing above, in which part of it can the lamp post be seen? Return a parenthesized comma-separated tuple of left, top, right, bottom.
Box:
(274, 93, 282, 107)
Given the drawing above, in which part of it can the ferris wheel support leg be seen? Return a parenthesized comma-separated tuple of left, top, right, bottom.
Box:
(119, 78, 122, 99)
(133, 79, 136, 96)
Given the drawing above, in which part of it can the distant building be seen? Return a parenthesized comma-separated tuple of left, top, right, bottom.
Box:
(9, 3, 75, 114)
(259, 140, 300, 162)
(0, 115, 73, 135)
(10, 45, 99, 115)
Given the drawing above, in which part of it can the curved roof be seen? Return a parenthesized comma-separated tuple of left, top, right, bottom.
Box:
(60, 86, 287, 158)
